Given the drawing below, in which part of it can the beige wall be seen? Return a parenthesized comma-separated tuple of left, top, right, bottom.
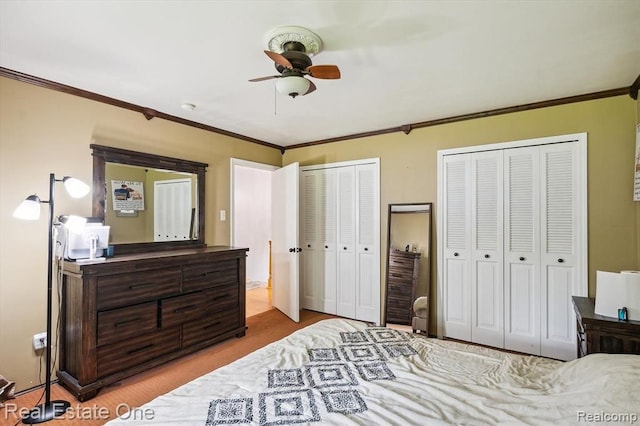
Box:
(0, 77, 281, 392)
(284, 95, 639, 334)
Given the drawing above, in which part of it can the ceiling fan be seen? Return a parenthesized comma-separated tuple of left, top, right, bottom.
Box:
(249, 26, 341, 98)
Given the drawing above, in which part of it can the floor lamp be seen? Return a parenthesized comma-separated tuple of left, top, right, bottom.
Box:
(13, 173, 90, 424)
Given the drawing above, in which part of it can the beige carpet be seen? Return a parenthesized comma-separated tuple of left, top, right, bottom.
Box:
(3, 309, 334, 425)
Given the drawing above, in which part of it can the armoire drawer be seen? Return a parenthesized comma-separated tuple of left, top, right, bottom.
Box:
(97, 302, 158, 347)
(97, 267, 181, 310)
(182, 313, 239, 348)
(183, 260, 238, 292)
(97, 327, 180, 378)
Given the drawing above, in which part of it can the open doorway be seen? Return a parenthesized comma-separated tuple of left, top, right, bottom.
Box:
(231, 159, 278, 317)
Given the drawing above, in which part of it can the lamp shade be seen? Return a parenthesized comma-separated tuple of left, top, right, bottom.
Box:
(63, 177, 90, 198)
(58, 214, 88, 233)
(276, 76, 310, 98)
(13, 195, 42, 220)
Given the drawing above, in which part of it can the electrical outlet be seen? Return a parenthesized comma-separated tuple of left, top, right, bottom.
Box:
(33, 332, 47, 351)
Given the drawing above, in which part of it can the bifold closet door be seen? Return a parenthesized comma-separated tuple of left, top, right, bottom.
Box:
(336, 166, 357, 319)
(301, 169, 337, 314)
(539, 142, 580, 360)
(442, 154, 472, 341)
(355, 163, 380, 323)
(504, 146, 541, 355)
(470, 151, 504, 348)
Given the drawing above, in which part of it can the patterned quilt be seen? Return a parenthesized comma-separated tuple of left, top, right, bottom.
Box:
(107, 318, 640, 425)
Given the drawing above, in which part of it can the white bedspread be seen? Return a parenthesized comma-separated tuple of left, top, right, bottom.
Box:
(107, 318, 640, 425)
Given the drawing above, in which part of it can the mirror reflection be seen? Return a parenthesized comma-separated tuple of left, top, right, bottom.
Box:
(105, 163, 198, 244)
(384, 203, 432, 334)
(91, 144, 207, 255)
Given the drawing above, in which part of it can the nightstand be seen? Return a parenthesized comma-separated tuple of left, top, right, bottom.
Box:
(572, 296, 640, 357)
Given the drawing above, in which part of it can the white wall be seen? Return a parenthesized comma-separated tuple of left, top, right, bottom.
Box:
(233, 165, 272, 283)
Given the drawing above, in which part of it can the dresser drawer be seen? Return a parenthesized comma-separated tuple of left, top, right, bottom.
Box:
(97, 327, 180, 378)
(389, 254, 418, 269)
(97, 267, 181, 310)
(97, 302, 158, 347)
(183, 260, 238, 292)
(160, 291, 206, 328)
(182, 312, 239, 348)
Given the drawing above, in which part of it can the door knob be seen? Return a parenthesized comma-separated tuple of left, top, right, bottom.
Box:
(296, 247, 302, 253)
(289, 248, 295, 253)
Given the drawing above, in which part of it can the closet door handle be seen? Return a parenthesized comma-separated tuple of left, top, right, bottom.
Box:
(519, 257, 525, 261)
(344, 247, 347, 250)
(484, 254, 490, 259)
(307, 244, 311, 248)
(325, 245, 328, 249)
(558, 258, 565, 263)
(364, 247, 369, 251)
(453, 252, 459, 257)
(289, 248, 295, 253)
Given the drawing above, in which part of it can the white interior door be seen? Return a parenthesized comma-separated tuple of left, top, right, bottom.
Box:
(272, 162, 300, 322)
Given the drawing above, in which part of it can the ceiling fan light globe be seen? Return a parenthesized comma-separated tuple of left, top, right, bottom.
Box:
(276, 76, 310, 98)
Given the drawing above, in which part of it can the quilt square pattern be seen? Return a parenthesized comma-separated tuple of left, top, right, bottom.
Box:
(382, 342, 418, 358)
(305, 363, 358, 388)
(206, 397, 252, 425)
(355, 361, 396, 381)
(340, 343, 386, 362)
(339, 331, 370, 344)
(365, 327, 409, 343)
(258, 389, 320, 425)
(267, 368, 305, 388)
(321, 389, 368, 414)
(308, 347, 341, 363)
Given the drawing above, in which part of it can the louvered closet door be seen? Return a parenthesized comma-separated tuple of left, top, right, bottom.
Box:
(319, 168, 337, 314)
(442, 154, 472, 341)
(355, 163, 380, 323)
(470, 151, 504, 348)
(540, 142, 580, 360)
(336, 166, 356, 319)
(504, 147, 541, 355)
(301, 169, 337, 314)
(301, 170, 321, 311)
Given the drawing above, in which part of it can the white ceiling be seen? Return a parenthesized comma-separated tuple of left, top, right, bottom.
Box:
(1, 1, 638, 148)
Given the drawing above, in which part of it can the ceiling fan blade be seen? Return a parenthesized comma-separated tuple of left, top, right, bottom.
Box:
(306, 65, 341, 79)
(304, 80, 317, 96)
(248, 75, 279, 82)
(264, 50, 293, 69)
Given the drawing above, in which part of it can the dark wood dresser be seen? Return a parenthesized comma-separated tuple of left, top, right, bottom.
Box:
(385, 249, 421, 325)
(57, 246, 248, 401)
(572, 296, 640, 358)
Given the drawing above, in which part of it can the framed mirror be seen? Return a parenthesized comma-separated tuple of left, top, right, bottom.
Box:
(384, 203, 432, 332)
(91, 144, 208, 255)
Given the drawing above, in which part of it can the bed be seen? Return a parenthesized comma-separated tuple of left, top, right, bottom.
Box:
(107, 318, 640, 425)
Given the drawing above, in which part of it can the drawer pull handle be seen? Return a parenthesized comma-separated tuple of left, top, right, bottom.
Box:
(484, 254, 490, 259)
(127, 344, 153, 355)
(519, 257, 525, 261)
(454, 252, 459, 257)
(558, 258, 565, 263)
(204, 321, 222, 330)
(115, 318, 141, 328)
(325, 245, 328, 249)
(174, 305, 197, 313)
(129, 283, 153, 290)
(364, 247, 369, 251)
